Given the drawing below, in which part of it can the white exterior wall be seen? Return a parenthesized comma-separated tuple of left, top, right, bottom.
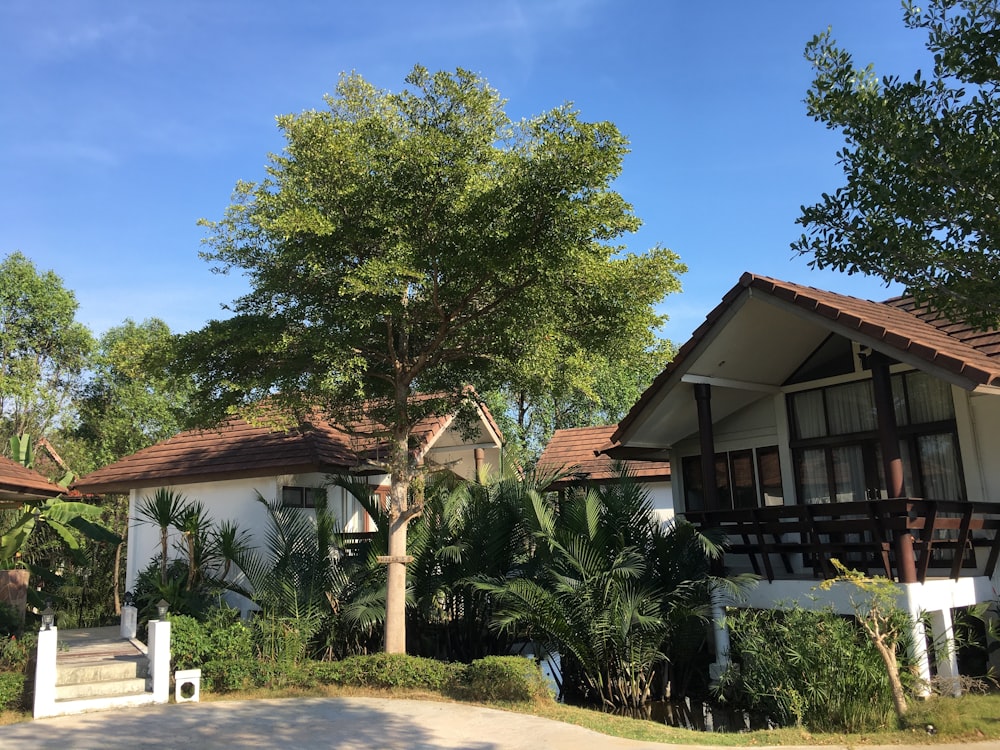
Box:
(646, 480, 674, 525)
(125, 473, 391, 595)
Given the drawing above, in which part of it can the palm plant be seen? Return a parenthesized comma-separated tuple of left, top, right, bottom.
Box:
(481, 465, 736, 709)
(405, 469, 531, 660)
(211, 519, 252, 583)
(175, 500, 212, 590)
(135, 488, 190, 585)
(235, 485, 387, 660)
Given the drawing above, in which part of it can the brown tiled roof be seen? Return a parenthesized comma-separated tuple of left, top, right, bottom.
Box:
(537, 425, 670, 487)
(73, 417, 361, 494)
(614, 272, 1000, 443)
(0, 455, 65, 500)
(74, 399, 502, 495)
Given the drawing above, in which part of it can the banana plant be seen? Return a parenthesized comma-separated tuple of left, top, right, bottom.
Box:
(1, 497, 121, 569)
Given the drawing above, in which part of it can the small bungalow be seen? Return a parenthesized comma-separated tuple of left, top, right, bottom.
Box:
(74, 401, 503, 598)
(536, 424, 673, 524)
(609, 273, 1000, 689)
(0, 455, 64, 508)
(0, 455, 65, 614)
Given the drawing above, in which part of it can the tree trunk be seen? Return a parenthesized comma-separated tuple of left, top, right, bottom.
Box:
(384, 514, 409, 653)
(872, 635, 908, 718)
(383, 424, 414, 654)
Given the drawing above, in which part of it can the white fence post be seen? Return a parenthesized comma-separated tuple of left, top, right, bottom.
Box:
(33, 625, 58, 719)
(120, 604, 138, 640)
(147, 618, 171, 703)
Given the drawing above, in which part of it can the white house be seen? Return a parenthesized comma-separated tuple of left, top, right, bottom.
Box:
(74, 400, 504, 597)
(608, 273, 1000, 690)
(536, 424, 673, 524)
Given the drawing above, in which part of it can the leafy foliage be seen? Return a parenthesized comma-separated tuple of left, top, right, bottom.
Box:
(0, 252, 94, 441)
(453, 655, 552, 702)
(0, 672, 24, 712)
(168, 610, 256, 692)
(313, 652, 462, 691)
(817, 561, 918, 719)
(175, 65, 684, 652)
(481, 466, 733, 709)
(718, 606, 896, 732)
(73, 318, 191, 471)
(794, 0, 1000, 329)
(485, 339, 675, 465)
(404, 470, 529, 660)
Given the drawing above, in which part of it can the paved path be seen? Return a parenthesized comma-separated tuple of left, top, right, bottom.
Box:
(1, 696, 998, 750)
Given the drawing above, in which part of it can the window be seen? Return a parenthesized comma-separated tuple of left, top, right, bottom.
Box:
(281, 486, 326, 508)
(682, 446, 783, 511)
(787, 370, 964, 503)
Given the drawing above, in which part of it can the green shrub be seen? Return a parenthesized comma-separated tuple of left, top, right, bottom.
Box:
(313, 653, 461, 691)
(0, 672, 25, 711)
(169, 609, 256, 692)
(718, 606, 896, 732)
(0, 603, 22, 637)
(0, 634, 34, 672)
(454, 656, 551, 703)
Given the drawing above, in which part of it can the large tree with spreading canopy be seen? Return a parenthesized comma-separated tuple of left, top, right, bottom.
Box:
(176, 66, 684, 652)
(793, 0, 1000, 329)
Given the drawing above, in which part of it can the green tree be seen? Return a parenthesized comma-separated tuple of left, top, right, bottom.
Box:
(0, 252, 94, 442)
(488, 338, 675, 465)
(74, 318, 191, 470)
(176, 66, 684, 653)
(793, 0, 1000, 329)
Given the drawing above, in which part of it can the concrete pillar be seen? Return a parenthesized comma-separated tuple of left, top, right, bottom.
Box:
(120, 604, 138, 640)
(33, 626, 57, 719)
(908, 609, 932, 697)
(147, 619, 171, 703)
(708, 597, 731, 684)
(930, 608, 962, 697)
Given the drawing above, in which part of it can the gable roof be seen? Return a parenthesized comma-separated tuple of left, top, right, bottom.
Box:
(613, 272, 1000, 449)
(74, 400, 502, 495)
(0, 455, 65, 504)
(537, 425, 670, 488)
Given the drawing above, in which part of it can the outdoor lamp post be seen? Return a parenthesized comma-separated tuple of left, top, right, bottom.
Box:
(41, 606, 55, 631)
(156, 599, 169, 619)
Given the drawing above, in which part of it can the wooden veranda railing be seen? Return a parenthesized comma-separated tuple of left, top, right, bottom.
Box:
(342, 531, 377, 557)
(684, 499, 1000, 584)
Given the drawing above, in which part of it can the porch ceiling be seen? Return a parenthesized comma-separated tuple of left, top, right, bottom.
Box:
(626, 294, 828, 448)
(616, 272, 1000, 455)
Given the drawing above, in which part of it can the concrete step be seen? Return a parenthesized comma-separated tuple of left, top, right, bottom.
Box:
(55, 676, 148, 702)
(57, 655, 147, 685)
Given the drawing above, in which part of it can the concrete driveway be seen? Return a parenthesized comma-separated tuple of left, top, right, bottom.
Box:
(0, 696, 678, 749)
(0, 696, 996, 750)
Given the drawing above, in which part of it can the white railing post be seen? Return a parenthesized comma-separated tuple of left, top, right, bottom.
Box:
(120, 604, 138, 640)
(147, 618, 171, 703)
(33, 625, 58, 719)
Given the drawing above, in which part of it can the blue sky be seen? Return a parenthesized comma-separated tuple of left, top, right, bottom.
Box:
(1, 1, 933, 345)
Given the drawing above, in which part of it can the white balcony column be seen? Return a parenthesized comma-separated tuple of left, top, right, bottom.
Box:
(708, 596, 731, 684)
(908, 607, 932, 698)
(930, 608, 962, 697)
